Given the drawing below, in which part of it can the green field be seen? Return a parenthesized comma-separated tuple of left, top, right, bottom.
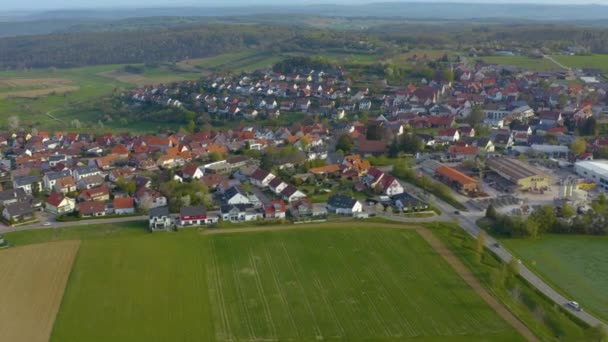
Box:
(181, 50, 283, 73)
(481, 56, 558, 71)
(552, 54, 608, 73)
(0, 64, 200, 133)
(3, 222, 524, 341)
(503, 234, 608, 322)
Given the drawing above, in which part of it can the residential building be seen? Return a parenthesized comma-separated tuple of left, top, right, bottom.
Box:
(45, 193, 76, 214)
(113, 197, 135, 215)
(79, 201, 106, 218)
(149, 206, 173, 231)
(326, 195, 363, 215)
(2, 202, 34, 224)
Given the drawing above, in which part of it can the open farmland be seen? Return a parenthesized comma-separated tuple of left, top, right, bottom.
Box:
(181, 49, 283, 73)
(552, 54, 608, 73)
(0, 240, 80, 342)
(0, 78, 79, 98)
(481, 56, 558, 71)
(503, 234, 608, 322)
(41, 224, 523, 341)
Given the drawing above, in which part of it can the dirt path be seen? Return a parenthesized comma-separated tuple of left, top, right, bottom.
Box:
(417, 228, 538, 342)
(203, 221, 423, 235)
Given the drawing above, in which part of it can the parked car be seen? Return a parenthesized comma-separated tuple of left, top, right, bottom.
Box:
(453, 210, 460, 215)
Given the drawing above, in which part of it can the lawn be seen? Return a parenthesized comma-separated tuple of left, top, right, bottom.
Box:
(181, 49, 283, 73)
(3, 222, 523, 341)
(0, 240, 80, 342)
(502, 234, 608, 322)
(552, 54, 608, 73)
(481, 56, 558, 71)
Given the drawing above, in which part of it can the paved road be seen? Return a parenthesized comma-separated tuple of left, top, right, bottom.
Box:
(0, 215, 148, 234)
(395, 179, 608, 329)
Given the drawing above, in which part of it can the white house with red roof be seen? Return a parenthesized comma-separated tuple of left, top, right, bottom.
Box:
(45, 192, 75, 214)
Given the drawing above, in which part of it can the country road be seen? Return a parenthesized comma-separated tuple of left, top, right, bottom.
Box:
(543, 55, 570, 71)
(0, 215, 148, 234)
(395, 178, 608, 330)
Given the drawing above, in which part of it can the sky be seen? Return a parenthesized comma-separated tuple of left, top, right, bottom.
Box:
(5, 0, 608, 11)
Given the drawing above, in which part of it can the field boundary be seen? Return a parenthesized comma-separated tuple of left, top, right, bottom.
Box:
(203, 221, 423, 235)
(417, 228, 538, 342)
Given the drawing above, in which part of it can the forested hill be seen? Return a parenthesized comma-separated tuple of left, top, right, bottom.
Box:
(0, 24, 370, 69)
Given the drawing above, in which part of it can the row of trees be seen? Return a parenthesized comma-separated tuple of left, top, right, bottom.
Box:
(486, 196, 608, 238)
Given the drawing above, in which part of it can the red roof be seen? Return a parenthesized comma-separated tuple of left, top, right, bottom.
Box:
(113, 197, 134, 210)
(79, 201, 106, 214)
(448, 145, 478, 155)
(46, 192, 66, 207)
(436, 166, 478, 186)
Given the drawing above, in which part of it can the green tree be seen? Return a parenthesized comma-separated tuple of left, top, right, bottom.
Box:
(571, 138, 587, 156)
(208, 151, 223, 162)
(485, 204, 498, 220)
(336, 134, 354, 152)
(467, 106, 485, 128)
(561, 204, 576, 219)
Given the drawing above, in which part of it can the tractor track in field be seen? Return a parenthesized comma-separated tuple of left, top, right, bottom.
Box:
(417, 228, 538, 342)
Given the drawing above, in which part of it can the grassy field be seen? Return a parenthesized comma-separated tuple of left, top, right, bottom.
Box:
(181, 50, 283, 73)
(0, 240, 80, 342)
(481, 56, 558, 71)
(432, 223, 589, 341)
(502, 234, 608, 322)
(3, 221, 524, 341)
(552, 54, 608, 73)
(0, 64, 200, 133)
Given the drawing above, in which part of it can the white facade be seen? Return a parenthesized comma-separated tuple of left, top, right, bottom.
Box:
(575, 160, 608, 189)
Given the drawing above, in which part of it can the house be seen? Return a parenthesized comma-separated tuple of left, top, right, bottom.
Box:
(45, 192, 75, 214)
(392, 193, 429, 212)
(54, 176, 77, 194)
(538, 111, 563, 126)
(2, 202, 35, 224)
(135, 187, 167, 210)
(249, 168, 276, 188)
(113, 197, 135, 215)
(43, 170, 72, 191)
(79, 186, 110, 202)
(436, 128, 460, 142)
(225, 186, 251, 205)
(447, 145, 478, 160)
(0, 188, 30, 207)
(378, 175, 404, 196)
(179, 205, 217, 226)
(149, 206, 173, 231)
(263, 200, 287, 219)
(73, 166, 102, 181)
(12, 176, 40, 195)
(77, 175, 105, 190)
(289, 198, 327, 218)
(364, 168, 385, 188)
(180, 163, 204, 180)
(220, 204, 261, 222)
(79, 201, 106, 218)
(280, 185, 307, 202)
(268, 177, 288, 195)
(327, 195, 363, 215)
(355, 137, 387, 156)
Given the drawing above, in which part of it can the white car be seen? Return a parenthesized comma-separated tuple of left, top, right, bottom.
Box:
(43, 222, 52, 226)
(567, 301, 582, 311)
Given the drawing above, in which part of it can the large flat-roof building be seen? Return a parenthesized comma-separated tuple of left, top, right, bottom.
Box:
(575, 160, 608, 189)
(487, 157, 551, 192)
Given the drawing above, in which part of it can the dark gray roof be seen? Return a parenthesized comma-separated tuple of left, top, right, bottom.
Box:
(3, 202, 33, 217)
(13, 175, 40, 187)
(0, 188, 28, 203)
(44, 170, 72, 181)
(180, 205, 207, 217)
(149, 206, 170, 218)
(327, 195, 357, 209)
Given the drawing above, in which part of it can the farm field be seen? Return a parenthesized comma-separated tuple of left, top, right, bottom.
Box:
(2, 222, 524, 341)
(481, 56, 558, 71)
(0, 240, 80, 342)
(181, 49, 283, 73)
(502, 234, 608, 322)
(552, 54, 608, 73)
(0, 64, 200, 132)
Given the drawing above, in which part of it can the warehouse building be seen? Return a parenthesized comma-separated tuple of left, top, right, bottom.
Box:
(435, 166, 479, 194)
(487, 157, 551, 192)
(575, 160, 608, 189)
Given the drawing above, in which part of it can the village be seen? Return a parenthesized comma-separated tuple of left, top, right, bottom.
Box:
(2, 56, 608, 231)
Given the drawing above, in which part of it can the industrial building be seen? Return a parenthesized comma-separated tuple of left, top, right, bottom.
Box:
(435, 166, 479, 194)
(487, 157, 551, 192)
(575, 160, 608, 189)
